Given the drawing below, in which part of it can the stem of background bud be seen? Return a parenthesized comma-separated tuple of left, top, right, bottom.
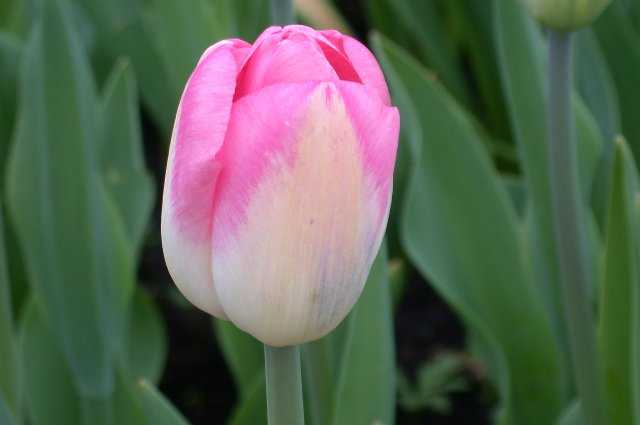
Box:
(270, 0, 294, 26)
(264, 345, 305, 425)
(547, 30, 604, 425)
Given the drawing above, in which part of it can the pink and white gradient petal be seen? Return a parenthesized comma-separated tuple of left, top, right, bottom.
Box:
(337, 81, 399, 226)
(162, 40, 247, 318)
(211, 82, 389, 346)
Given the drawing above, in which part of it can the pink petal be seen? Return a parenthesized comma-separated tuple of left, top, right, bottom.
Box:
(280, 26, 361, 83)
(337, 80, 399, 223)
(162, 40, 245, 317)
(322, 31, 391, 106)
(235, 29, 339, 99)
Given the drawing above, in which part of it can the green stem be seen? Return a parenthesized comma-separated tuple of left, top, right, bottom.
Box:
(547, 30, 603, 425)
(264, 345, 305, 425)
(270, 0, 294, 25)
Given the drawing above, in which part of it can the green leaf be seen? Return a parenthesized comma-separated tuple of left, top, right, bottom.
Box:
(493, 2, 572, 383)
(227, 375, 267, 425)
(0, 211, 18, 423)
(556, 401, 583, 425)
(6, 0, 116, 396)
(373, 32, 563, 424)
(213, 0, 270, 42)
(598, 138, 639, 425)
(446, 0, 511, 138)
(301, 305, 353, 425)
(20, 298, 154, 425)
(215, 320, 263, 398)
(595, 2, 640, 158)
(137, 381, 191, 425)
(144, 0, 224, 105)
(0, 0, 24, 35)
(20, 299, 83, 425)
(100, 59, 155, 259)
(98, 17, 175, 136)
(493, 0, 604, 393)
(0, 394, 16, 425)
(574, 29, 621, 228)
(332, 244, 395, 425)
(125, 289, 167, 384)
(0, 33, 20, 192)
(574, 29, 621, 142)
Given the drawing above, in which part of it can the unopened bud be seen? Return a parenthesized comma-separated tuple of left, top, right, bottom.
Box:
(521, 0, 613, 30)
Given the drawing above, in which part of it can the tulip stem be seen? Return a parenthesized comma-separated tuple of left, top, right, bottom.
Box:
(270, 0, 294, 25)
(547, 30, 603, 425)
(264, 345, 305, 425)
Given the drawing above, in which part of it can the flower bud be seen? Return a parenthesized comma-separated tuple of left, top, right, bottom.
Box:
(161, 26, 399, 347)
(521, 0, 613, 30)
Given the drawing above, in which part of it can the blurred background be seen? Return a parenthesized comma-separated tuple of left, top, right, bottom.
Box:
(1, 0, 638, 424)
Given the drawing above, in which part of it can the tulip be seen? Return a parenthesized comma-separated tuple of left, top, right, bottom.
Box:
(520, 0, 612, 29)
(161, 25, 399, 347)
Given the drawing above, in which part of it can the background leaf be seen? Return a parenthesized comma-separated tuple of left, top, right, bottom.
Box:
(227, 376, 267, 425)
(556, 401, 584, 425)
(0, 392, 16, 425)
(598, 138, 639, 425)
(332, 244, 395, 425)
(125, 289, 167, 384)
(100, 59, 155, 259)
(138, 381, 191, 425)
(0, 211, 19, 421)
(374, 32, 564, 424)
(214, 320, 263, 398)
(0, 33, 19, 192)
(6, 0, 115, 396)
(595, 2, 640, 158)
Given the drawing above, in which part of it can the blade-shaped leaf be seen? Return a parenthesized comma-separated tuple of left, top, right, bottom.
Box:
(598, 138, 639, 425)
(227, 375, 267, 425)
(373, 33, 563, 424)
(368, 0, 469, 106)
(494, 0, 603, 393)
(20, 298, 154, 425)
(144, 0, 225, 105)
(595, 2, 640, 158)
(214, 320, 263, 398)
(20, 300, 83, 425)
(213, 0, 270, 42)
(137, 381, 191, 425)
(100, 59, 155, 259)
(332, 244, 395, 425)
(574, 29, 621, 142)
(125, 289, 167, 384)
(0, 211, 18, 421)
(556, 401, 584, 425)
(302, 314, 352, 425)
(0, 33, 19, 191)
(0, 392, 15, 425)
(97, 17, 175, 136)
(6, 0, 114, 396)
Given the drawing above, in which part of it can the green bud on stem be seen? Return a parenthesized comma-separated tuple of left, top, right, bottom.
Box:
(521, 0, 613, 30)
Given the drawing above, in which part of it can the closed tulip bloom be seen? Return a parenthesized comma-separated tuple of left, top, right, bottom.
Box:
(161, 25, 399, 347)
(521, 0, 612, 29)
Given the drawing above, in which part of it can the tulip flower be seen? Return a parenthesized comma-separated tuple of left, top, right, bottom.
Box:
(520, 0, 612, 29)
(161, 25, 399, 347)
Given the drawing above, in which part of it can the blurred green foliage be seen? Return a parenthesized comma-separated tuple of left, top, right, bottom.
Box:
(0, 0, 639, 424)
